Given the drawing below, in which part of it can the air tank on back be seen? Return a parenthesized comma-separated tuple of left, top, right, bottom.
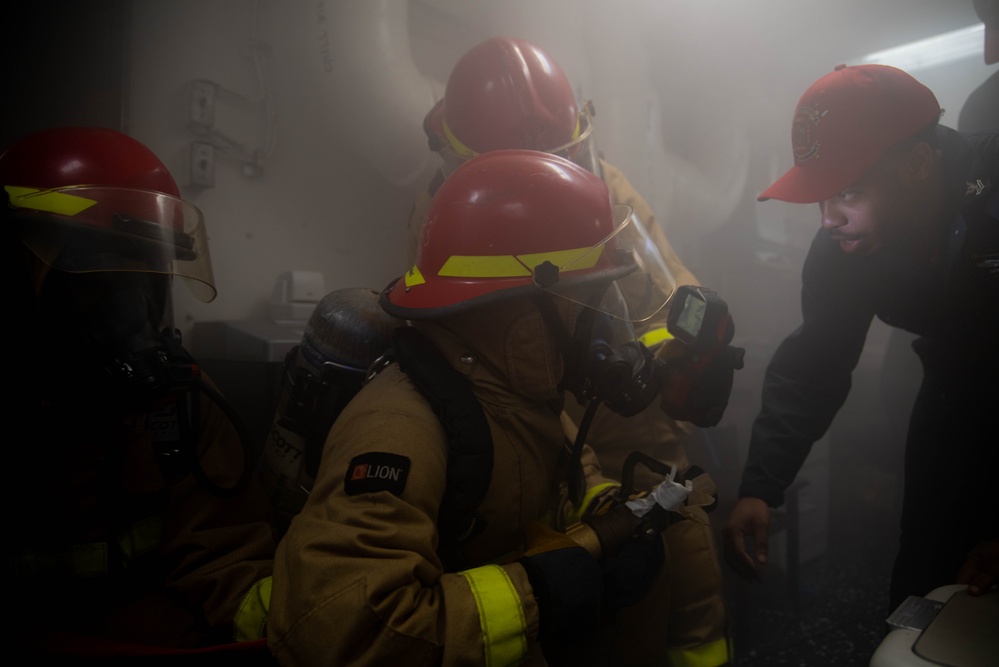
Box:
(260, 287, 400, 535)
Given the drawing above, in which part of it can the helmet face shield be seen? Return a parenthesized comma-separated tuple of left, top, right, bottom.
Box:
(8, 184, 216, 302)
(433, 103, 601, 179)
(581, 281, 645, 373)
(544, 205, 676, 325)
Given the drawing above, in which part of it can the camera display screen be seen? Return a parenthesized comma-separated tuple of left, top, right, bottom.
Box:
(675, 293, 706, 339)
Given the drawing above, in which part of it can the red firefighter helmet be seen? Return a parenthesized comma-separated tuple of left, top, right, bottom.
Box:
(382, 150, 673, 321)
(1, 126, 216, 301)
(424, 37, 598, 174)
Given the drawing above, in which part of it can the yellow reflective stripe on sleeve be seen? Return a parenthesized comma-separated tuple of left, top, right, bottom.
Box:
(5, 185, 97, 216)
(233, 576, 272, 642)
(638, 326, 674, 349)
(567, 481, 620, 525)
(67, 543, 109, 578)
(665, 636, 732, 667)
(460, 564, 528, 667)
(11, 543, 109, 579)
(438, 245, 603, 279)
(12, 514, 166, 579)
(117, 515, 163, 566)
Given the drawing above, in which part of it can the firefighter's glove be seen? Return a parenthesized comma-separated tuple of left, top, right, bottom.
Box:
(519, 522, 603, 642)
(601, 534, 665, 610)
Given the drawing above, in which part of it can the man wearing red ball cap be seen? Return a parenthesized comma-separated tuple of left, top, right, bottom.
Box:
(722, 63, 998, 610)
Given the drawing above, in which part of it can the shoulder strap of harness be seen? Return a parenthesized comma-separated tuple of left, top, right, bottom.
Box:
(391, 326, 494, 569)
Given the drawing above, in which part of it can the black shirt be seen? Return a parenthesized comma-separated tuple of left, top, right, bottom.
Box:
(739, 126, 999, 506)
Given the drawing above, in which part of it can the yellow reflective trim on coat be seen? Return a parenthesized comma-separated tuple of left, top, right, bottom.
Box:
(233, 576, 272, 642)
(666, 636, 732, 667)
(567, 481, 620, 525)
(117, 515, 163, 566)
(11, 543, 109, 579)
(12, 514, 163, 579)
(461, 564, 528, 667)
(5, 185, 97, 216)
(638, 326, 674, 349)
(404, 265, 426, 287)
(438, 245, 603, 279)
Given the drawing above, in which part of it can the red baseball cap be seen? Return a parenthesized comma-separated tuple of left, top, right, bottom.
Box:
(758, 64, 941, 204)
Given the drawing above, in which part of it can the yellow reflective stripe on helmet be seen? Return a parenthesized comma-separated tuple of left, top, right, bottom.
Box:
(638, 326, 674, 349)
(5, 185, 97, 216)
(567, 481, 620, 525)
(461, 564, 528, 667)
(439, 246, 603, 278)
(233, 576, 272, 642)
(404, 265, 427, 287)
(665, 636, 732, 667)
(439, 254, 532, 278)
(444, 113, 581, 157)
(443, 120, 478, 158)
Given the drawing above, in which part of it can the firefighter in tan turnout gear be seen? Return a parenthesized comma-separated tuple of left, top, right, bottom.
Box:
(3, 127, 276, 656)
(407, 36, 734, 666)
(268, 149, 696, 666)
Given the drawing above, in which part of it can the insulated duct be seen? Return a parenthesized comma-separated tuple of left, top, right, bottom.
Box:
(304, 0, 441, 188)
(306, 0, 749, 237)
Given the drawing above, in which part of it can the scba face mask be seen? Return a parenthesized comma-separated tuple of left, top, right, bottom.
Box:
(557, 281, 664, 418)
(37, 267, 193, 401)
(533, 208, 676, 417)
(548, 281, 670, 508)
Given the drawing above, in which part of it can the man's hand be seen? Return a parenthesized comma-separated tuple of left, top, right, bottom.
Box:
(722, 497, 771, 581)
(956, 539, 999, 596)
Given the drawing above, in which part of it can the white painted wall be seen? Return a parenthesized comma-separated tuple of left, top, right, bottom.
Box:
(127, 1, 410, 340)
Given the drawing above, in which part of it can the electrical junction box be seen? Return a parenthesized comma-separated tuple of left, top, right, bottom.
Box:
(190, 79, 216, 126)
(190, 141, 215, 188)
